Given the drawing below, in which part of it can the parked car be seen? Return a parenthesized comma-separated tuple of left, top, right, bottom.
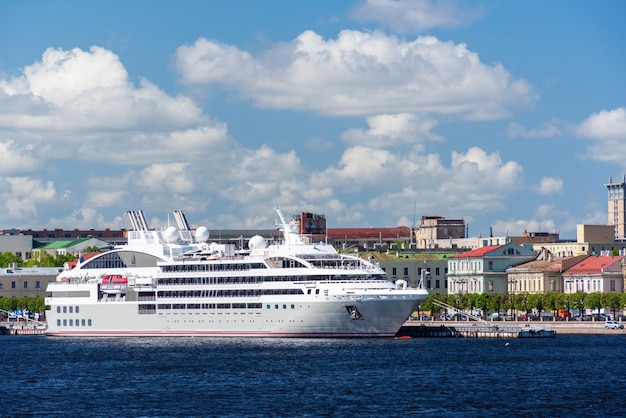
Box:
(605, 320, 624, 330)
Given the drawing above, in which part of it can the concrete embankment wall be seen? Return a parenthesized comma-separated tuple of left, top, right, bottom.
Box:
(403, 320, 626, 335)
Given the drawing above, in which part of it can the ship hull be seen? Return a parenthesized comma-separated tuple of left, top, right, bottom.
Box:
(45, 294, 425, 337)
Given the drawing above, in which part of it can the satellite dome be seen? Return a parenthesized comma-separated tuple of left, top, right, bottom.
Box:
(248, 235, 267, 250)
(164, 226, 178, 242)
(195, 226, 210, 242)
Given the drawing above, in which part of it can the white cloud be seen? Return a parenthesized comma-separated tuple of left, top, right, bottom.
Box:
(536, 177, 563, 195)
(575, 107, 626, 166)
(0, 177, 56, 221)
(0, 46, 204, 132)
(0, 141, 38, 175)
(576, 107, 626, 140)
(351, 0, 484, 33)
(176, 30, 535, 119)
(341, 113, 441, 149)
(507, 121, 560, 138)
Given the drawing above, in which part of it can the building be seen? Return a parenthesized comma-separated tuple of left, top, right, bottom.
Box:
(562, 255, 625, 294)
(0, 267, 61, 298)
(506, 250, 588, 294)
(533, 224, 625, 257)
(362, 251, 457, 294)
(415, 216, 465, 249)
(36, 238, 113, 258)
(0, 235, 36, 262)
(4, 227, 128, 244)
(447, 242, 536, 295)
(606, 175, 626, 240)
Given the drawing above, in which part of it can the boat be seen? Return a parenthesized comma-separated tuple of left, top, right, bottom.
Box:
(44, 209, 428, 337)
(100, 274, 128, 294)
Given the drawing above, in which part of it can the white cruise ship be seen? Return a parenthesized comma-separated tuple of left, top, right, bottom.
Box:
(45, 210, 427, 337)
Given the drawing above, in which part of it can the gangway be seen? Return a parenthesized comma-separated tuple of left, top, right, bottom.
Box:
(0, 308, 47, 327)
(432, 299, 493, 328)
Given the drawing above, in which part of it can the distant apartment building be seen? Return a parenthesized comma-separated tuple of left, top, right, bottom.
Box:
(534, 224, 625, 257)
(447, 242, 536, 295)
(297, 212, 412, 249)
(415, 216, 465, 249)
(363, 251, 455, 294)
(606, 175, 626, 240)
(506, 249, 588, 294)
(562, 254, 625, 294)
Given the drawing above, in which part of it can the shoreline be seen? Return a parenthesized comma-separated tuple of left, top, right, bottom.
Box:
(403, 320, 626, 335)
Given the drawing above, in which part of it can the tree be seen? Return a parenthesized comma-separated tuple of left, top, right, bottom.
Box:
(514, 293, 529, 319)
(475, 293, 490, 319)
(543, 293, 559, 317)
(0, 252, 24, 268)
(571, 292, 587, 317)
(585, 292, 604, 320)
(528, 294, 544, 318)
(604, 293, 623, 320)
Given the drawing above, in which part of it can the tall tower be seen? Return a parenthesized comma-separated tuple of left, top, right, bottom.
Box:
(605, 175, 626, 240)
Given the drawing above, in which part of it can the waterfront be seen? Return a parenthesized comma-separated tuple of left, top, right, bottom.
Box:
(1, 335, 624, 417)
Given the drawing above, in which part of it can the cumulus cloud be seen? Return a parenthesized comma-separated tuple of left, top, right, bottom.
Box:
(176, 30, 535, 119)
(536, 177, 563, 195)
(575, 107, 626, 166)
(0, 177, 56, 221)
(0, 141, 38, 175)
(341, 113, 441, 149)
(507, 121, 560, 138)
(351, 0, 483, 33)
(0, 46, 204, 132)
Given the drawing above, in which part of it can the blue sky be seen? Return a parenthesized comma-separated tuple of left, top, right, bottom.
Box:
(0, 0, 624, 239)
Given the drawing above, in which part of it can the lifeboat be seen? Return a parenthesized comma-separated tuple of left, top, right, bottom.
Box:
(100, 274, 128, 294)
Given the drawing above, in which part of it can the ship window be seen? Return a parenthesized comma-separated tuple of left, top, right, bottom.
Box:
(267, 305, 270, 309)
(69, 319, 73, 326)
(57, 307, 60, 313)
(283, 305, 287, 309)
(88, 319, 92, 326)
(75, 319, 79, 326)
(63, 319, 67, 326)
(275, 305, 279, 309)
(57, 319, 61, 326)
(76, 306, 80, 313)
(291, 305, 295, 309)
(63, 306, 67, 313)
(69, 306, 73, 313)
(81, 319, 85, 326)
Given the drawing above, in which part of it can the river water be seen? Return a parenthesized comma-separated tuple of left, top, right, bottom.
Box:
(0, 334, 623, 417)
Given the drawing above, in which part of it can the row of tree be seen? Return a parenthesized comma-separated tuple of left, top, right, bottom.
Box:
(0, 296, 46, 314)
(0, 249, 104, 268)
(419, 292, 626, 319)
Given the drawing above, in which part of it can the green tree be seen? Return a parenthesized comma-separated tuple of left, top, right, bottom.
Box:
(475, 293, 490, 319)
(487, 294, 504, 316)
(543, 293, 559, 317)
(528, 293, 544, 318)
(514, 293, 529, 319)
(572, 291, 587, 317)
(0, 252, 25, 268)
(605, 293, 623, 320)
(585, 292, 604, 320)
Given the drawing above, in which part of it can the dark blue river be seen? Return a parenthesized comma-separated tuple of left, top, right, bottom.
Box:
(0, 335, 623, 417)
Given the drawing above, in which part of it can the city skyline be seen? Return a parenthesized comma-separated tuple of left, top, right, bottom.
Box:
(0, 1, 624, 238)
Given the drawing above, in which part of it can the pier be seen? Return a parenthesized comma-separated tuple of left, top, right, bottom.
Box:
(397, 323, 556, 338)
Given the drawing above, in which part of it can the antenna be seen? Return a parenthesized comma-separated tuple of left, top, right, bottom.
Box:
(410, 202, 416, 247)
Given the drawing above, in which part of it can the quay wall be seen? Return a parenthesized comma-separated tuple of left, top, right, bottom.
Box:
(402, 320, 626, 335)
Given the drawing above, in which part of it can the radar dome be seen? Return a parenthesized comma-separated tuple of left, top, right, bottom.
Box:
(248, 235, 267, 250)
(195, 226, 210, 242)
(164, 226, 178, 242)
